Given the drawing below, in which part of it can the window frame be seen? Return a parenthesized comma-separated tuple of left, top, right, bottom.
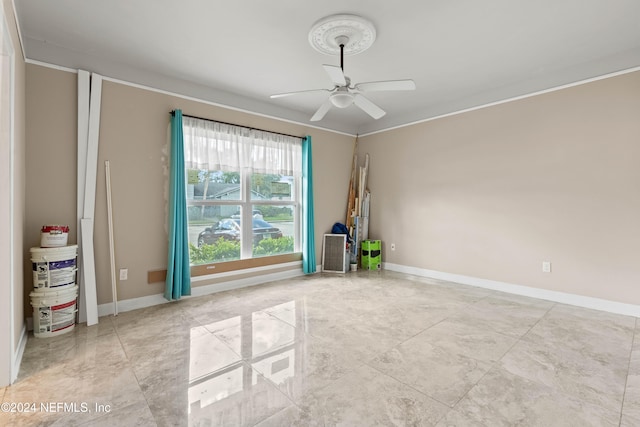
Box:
(183, 120, 303, 275)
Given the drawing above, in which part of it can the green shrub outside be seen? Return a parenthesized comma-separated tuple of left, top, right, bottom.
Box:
(189, 236, 294, 265)
(253, 236, 294, 257)
(189, 238, 240, 265)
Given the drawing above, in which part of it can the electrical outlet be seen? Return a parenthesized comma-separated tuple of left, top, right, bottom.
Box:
(542, 262, 551, 273)
(119, 268, 128, 281)
(390, 243, 396, 251)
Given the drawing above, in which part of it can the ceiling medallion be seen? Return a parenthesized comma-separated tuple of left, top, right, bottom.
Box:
(308, 14, 377, 56)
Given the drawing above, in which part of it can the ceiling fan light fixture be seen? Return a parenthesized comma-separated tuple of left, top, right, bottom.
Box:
(330, 92, 354, 108)
(273, 13, 413, 122)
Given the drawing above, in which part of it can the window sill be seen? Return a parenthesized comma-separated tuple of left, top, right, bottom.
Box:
(147, 252, 302, 283)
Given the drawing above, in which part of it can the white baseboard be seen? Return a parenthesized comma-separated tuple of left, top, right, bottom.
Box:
(12, 324, 27, 383)
(97, 293, 167, 317)
(383, 262, 640, 318)
(97, 265, 307, 317)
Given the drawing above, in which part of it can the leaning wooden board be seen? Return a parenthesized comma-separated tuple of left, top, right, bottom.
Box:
(346, 135, 359, 229)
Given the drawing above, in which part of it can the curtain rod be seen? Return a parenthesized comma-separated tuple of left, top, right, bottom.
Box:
(170, 110, 303, 140)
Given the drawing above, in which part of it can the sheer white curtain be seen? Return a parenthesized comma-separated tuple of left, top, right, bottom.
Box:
(183, 116, 302, 176)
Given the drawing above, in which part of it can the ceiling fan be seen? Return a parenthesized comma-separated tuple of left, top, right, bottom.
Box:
(271, 34, 416, 122)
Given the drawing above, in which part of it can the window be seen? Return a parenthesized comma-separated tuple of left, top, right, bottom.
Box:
(183, 117, 302, 267)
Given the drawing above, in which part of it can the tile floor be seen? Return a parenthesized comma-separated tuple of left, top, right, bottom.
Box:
(1, 270, 639, 426)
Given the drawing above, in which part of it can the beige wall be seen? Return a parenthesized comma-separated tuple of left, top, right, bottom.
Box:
(24, 65, 77, 314)
(360, 71, 640, 305)
(25, 64, 354, 307)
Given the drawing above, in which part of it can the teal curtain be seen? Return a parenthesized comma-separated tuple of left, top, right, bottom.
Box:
(165, 110, 191, 300)
(302, 136, 316, 274)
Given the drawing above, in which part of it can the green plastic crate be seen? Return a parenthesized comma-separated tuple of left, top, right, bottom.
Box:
(361, 240, 381, 270)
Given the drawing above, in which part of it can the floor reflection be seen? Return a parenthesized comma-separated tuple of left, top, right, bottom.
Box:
(188, 300, 302, 423)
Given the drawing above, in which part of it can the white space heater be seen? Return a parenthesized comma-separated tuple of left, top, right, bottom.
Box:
(322, 234, 347, 273)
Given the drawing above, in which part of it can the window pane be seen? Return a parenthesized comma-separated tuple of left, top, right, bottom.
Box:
(251, 205, 294, 258)
(188, 206, 242, 265)
(187, 169, 241, 202)
(250, 173, 293, 201)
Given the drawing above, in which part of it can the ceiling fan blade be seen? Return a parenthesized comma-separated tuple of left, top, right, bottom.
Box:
(310, 99, 333, 122)
(323, 64, 347, 87)
(354, 94, 386, 120)
(270, 88, 330, 99)
(354, 80, 416, 92)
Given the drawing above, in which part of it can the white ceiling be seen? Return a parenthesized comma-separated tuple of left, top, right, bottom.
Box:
(15, 0, 640, 135)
